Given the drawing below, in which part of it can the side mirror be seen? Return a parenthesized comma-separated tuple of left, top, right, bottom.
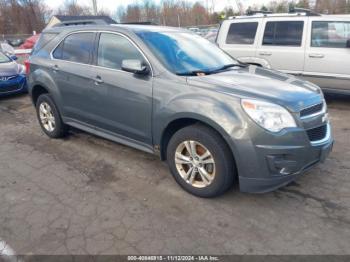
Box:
(121, 59, 149, 75)
(10, 55, 18, 61)
(346, 39, 350, 48)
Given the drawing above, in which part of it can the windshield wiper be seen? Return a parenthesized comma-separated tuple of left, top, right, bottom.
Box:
(176, 63, 248, 76)
(176, 70, 207, 76)
(209, 63, 248, 74)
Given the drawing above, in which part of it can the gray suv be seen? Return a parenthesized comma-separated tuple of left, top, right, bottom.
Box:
(27, 24, 333, 197)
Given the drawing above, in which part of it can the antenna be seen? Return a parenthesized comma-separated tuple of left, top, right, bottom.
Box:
(92, 0, 97, 15)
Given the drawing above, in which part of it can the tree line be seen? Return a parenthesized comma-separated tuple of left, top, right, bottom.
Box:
(1, 0, 350, 35)
(255, 0, 350, 14)
(116, 0, 218, 27)
(117, 0, 350, 26)
(0, 0, 49, 35)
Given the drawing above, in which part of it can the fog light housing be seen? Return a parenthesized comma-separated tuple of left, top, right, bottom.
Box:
(266, 155, 298, 175)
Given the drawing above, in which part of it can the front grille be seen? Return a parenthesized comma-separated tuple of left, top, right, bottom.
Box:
(307, 124, 327, 142)
(0, 75, 17, 82)
(300, 103, 323, 118)
(0, 84, 21, 93)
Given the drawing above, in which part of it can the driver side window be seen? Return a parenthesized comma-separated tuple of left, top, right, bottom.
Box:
(97, 33, 144, 70)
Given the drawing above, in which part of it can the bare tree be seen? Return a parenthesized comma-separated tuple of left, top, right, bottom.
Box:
(118, 0, 214, 26)
(56, 0, 92, 16)
(0, 0, 51, 34)
(315, 0, 349, 13)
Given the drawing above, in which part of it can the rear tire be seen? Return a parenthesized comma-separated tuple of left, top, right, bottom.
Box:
(36, 94, 68, 138)
(167, 124, 235, 198)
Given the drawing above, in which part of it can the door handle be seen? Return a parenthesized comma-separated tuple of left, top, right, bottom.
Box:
(259, 52, 272, 56)
(309, 53, 325, 58)
(94, 76, 104, 85)
(52, 65, 59, 72)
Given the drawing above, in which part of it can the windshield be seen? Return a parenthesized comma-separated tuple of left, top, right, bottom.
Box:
(135, 31, 239, 75)
(0, 52, 11, 63)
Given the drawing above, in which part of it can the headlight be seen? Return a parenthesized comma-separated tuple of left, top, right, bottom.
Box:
(241, 99, 296, 132)
(18, 64, 26, 75)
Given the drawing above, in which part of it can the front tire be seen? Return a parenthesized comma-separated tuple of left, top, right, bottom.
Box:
(36, 94, 68, 138)
(167, 124, 235, 198)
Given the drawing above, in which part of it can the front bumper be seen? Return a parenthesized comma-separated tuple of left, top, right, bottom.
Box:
(238, 138, 333, 193)
(0, 75, 27, 96)
(233, 121, 334, 193)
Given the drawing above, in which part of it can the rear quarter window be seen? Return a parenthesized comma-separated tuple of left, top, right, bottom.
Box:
(311, 21, 350, 48)
(32, 33, 58, 55)
(52, 32, 95, 64)
(226, 22, 258, 45)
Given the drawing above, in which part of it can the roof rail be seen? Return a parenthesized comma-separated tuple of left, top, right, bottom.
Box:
(120, 21, 158, 25)
(228, 8, 321, 19)
(289, 7, 321, 16)
(246, 10, 273, 16)
(53, 19, 109, 27)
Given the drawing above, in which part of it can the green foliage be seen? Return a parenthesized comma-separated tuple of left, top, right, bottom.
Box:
(296, 0, 310, 8)
(260, 5, 268, 12)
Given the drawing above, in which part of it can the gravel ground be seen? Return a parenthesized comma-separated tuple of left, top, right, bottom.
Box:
(0, 94, 349, 255)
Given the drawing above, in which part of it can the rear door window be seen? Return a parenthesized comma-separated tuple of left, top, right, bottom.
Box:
(53, 32, 95, 64)
(263, 21, 304, 46)
(311, 21, 350, 48)
(226, 22, 258, 44)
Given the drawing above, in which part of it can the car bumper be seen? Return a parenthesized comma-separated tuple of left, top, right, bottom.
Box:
(0, 75, 27, 96)
(233, 123, 334, 193)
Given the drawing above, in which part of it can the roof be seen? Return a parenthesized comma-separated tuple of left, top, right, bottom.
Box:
(227, 13, 350, 20)
(53, 15, 116, 25)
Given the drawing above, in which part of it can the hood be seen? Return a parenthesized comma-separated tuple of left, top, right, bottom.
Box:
(0, 61, 22, 76)
(187, 65, 323, 112)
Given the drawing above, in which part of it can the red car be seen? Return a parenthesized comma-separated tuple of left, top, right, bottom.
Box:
(19, 34, 40, 49)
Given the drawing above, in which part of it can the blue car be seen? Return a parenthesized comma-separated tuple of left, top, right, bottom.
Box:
(0, 51, 27, 96)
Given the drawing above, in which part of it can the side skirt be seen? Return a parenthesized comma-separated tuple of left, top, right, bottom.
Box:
(64, 118, 155, 155)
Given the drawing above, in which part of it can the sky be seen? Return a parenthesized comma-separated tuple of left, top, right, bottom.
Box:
(45, 0, 273, 14)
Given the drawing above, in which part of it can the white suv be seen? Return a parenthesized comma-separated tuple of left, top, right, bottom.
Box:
(216, 11, 350, 94)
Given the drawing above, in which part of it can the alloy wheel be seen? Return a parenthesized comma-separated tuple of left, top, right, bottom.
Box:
(175, 140, 216, 188)
(39, 102, 56, 132)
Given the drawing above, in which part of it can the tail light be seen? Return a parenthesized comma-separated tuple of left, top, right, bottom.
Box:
(24, 60, 30, 75)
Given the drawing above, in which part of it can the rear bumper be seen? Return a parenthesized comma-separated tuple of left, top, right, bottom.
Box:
(234, 125, 334, 193)
(0, 75, 27, 96)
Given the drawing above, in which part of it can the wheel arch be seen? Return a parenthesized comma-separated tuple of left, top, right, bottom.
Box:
(28, 68, 61, 105)
(31, 84, 50, 105)
(159, 115, 238, 169)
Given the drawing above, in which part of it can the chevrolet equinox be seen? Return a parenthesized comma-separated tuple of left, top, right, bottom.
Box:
(27, 24, 334, 197)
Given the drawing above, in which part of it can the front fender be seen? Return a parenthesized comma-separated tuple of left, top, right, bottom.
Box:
(153, 91, 248, 163)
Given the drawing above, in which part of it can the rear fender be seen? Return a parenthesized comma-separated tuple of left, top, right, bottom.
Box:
(28, 68, 63, 111)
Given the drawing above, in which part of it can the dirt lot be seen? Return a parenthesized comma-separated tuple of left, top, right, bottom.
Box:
(0, 94, 349, 255)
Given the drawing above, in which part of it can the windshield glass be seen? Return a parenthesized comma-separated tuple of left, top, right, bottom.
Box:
(135, 31, 238, 75)
(0, 52, 11, 63)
